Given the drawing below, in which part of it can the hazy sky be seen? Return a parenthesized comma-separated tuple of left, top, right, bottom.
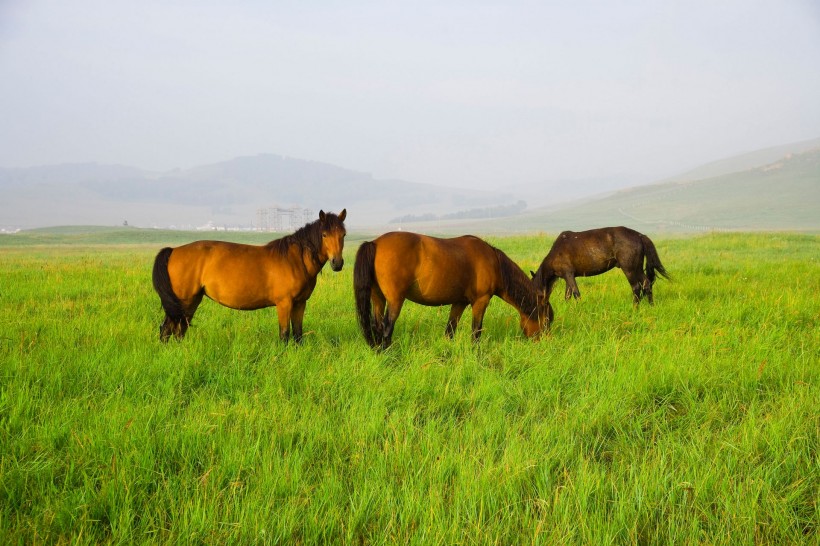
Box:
(1, 0, 819, 190)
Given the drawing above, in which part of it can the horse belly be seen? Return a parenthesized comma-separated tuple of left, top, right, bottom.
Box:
(579, 261, 616, 277)
(205, 279, 275, 310)
(404, 273, 470, 306)
(201, 263, 277, 310)
(571, 247, 616, 276)
(405, 287, 466, 306)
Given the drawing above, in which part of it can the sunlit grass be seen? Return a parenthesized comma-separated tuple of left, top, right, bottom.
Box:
(0, 232, 817, 544)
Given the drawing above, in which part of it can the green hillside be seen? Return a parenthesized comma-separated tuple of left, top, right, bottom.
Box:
(664, 136, 820, 183)
(4, 141, 818, 235)
(480, 147, 820, 234)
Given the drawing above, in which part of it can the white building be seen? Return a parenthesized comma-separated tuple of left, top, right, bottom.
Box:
(256, 206, 314, 232)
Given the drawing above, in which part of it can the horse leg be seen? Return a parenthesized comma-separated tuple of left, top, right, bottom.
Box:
(175, 291, 203, 339)
(159, 316, 175, 342)
(545, 302, 555, 333)
(290, 300, 307, 344)
(159, 315, 189, 341)
(623, 268, 647, 306)
(445, 303, 467, 339)
(643, 276, 654, 305)
(159, 291, 201, 342)
(174, 317, 189, 339)
(564, 274, 580, 300)
(381, 298, 405, 350)
(371, 290, 387, 345)
(470, 296, 492, 342)
(276, 299, 293, 343)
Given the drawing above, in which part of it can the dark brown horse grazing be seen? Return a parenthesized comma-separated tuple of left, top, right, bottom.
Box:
(152, 209, 346, 343)
(532, 226, 669, 305)
(354, 232, 551, 349)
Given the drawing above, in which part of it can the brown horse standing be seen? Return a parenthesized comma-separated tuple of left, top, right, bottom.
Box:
(354, 232, 551, 349)
(152, 209, 346, 343)
(532, 226, 669, 305)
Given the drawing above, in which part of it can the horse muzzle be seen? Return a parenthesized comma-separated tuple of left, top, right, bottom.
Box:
(330, 258, 344, 271)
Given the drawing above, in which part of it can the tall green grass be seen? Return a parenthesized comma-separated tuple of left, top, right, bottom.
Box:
(0, 232, 817, 544)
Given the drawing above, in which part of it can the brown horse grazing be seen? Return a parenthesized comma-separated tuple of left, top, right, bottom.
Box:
(354, 232, 552, 349)
(152, 209, 347, 343)
(531, 226, 669, 305)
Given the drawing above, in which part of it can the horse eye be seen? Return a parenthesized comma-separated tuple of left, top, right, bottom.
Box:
(322, 233, 327, 238)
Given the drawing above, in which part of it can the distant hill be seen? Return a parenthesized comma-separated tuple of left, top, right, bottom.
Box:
(663, 137, 820, 183)
(399, 140, 820, 235)
(0, 154, 512, 229)
(3, 139, 819, 234)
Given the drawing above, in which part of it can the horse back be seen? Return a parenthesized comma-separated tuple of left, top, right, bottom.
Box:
(548, 227, 635, 275)
(372, 232, 497, 304)
(169, 240, 271, 278)
(167, 240, 308, 308)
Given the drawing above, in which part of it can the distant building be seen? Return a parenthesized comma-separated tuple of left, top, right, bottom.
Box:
(256, 205, 314, 232)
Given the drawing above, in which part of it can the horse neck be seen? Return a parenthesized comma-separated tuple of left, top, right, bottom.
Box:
(544, 273, 559, 298)
(288, 221, 325, 275)
(498, 282, 541, 337)
(267, 226, 325, 278)
(496, 253, 539, 320)
(534, 264, 559, 297)
(498, 285, 538, 320)
(301, 245, 326, 277)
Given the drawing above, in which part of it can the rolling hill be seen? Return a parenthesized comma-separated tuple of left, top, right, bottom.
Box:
(418, 141, 820, 235)
(662, 136, 820, 183)
(2, 139, 818, 234)
(0, 155, 512, 229)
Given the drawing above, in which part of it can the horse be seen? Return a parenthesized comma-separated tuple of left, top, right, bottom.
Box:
(353, 231, 552, 349)
(152, 209, 347, 343)
(531, 226, 669, 305)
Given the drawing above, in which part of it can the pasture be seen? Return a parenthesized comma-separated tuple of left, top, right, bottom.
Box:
(0, 231, 817, 544)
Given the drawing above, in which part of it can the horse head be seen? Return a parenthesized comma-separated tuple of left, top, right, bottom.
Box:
(319, 209, 347, 271)
(520, 312, 543, 338)
(530, 269, 553, 335)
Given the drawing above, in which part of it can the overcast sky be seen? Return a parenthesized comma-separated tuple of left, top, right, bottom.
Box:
(1, 0, 819, 190)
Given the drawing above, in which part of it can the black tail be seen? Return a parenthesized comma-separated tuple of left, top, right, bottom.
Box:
(152, 247, 185, 321)
(353, 241, 378, 347)
(641, 235, 670, 283)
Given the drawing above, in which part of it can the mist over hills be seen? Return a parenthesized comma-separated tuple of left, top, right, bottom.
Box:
(662, 137, 820, 184)
(0, 155, 513, 229)
(465, 140, 820, 234)
(1, 138, 818, 233)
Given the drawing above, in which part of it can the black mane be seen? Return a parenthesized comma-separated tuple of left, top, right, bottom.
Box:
(494, 247, 539, 319)
(531, 261, 550, 290)
(266, 212, 345, 263)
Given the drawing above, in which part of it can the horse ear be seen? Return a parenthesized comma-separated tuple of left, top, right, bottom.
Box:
(338, 208, 347, 222)
(530, 270, 536, 279)
(319, 210, 326, 222)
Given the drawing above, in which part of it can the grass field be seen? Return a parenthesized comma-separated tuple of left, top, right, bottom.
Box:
(0, 231, 817, 544)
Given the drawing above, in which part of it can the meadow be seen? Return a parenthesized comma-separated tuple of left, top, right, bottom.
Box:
(0, 231, 817, 544)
